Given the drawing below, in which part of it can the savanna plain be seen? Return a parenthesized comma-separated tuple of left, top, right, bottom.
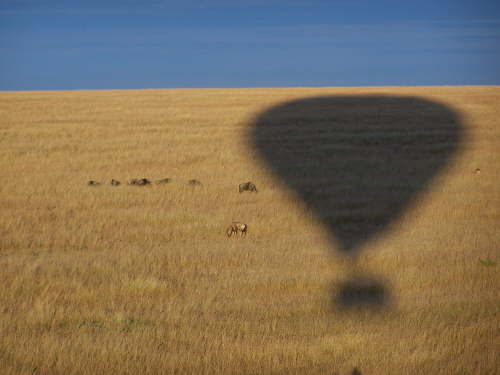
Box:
(0, 86, 498, 375)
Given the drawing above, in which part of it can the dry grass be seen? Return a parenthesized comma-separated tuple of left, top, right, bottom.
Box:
(0, 86, 498, 375)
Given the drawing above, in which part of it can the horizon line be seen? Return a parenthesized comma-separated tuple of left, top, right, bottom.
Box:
(2, 84, 500, 94)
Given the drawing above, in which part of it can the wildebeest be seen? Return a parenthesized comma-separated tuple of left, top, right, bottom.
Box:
(128, 178, 151, 186)
(88, 180, 101, 186)
(239, 181, 258, 193)
(188, 179, 202, 186)
(111, 179, 121, 186)
(156, 178, 172, 184)
(226, 222, 248, 237)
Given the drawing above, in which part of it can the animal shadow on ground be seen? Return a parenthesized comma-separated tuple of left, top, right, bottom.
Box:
(251, 95, 463, 311)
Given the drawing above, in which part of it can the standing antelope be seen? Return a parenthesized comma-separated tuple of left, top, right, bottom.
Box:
(239, 181, 258, 193)
(226, 222, 248, 237)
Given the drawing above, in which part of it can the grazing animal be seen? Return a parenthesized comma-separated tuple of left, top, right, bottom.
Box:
(128, 178, 151, 186)
(188, 179, 202, 186)
(111, 179, 121, 186)
(239, 181, 258, 193)
(136, 178, 151, 185)
(156, 178, 172, 185)
(226, 222, 248, 237)
(88, 180, 101, 186)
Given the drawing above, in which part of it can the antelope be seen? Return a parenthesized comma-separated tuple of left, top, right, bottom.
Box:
(239, 181, 258, 193)
(111, 179, 121, 186)
(188, 179, 202, 186)
(226, 222, 248, 238)
(156, 178, 172, 184)
(88, 180, 101, 186)
(128, 178, 151, 186)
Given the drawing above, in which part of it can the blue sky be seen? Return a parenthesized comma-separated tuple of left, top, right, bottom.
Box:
(1, 0, 499, 90)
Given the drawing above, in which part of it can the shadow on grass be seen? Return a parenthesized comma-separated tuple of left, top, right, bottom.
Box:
(251, 95, 463, 311)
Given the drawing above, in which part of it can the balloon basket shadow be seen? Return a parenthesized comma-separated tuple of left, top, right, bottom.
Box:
(332, 274, 391, 314)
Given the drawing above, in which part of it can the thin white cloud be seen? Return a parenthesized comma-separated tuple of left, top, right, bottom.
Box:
(6, 21, 497, 58)
(0, 0, 363, 15)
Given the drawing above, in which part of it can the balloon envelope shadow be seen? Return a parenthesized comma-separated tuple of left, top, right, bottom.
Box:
(251, 95, 463, 310)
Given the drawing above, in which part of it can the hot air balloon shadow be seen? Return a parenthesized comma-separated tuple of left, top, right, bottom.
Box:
(251, 95, 463, 311)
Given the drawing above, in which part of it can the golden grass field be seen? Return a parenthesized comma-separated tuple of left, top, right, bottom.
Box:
(0, 86, 498, 374)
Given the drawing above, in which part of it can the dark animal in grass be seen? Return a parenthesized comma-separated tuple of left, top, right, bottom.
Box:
(239, 181, 258, 193)
(136, 178, 151, 186)
(226, 222, 248, 237)
(111, 179, 121, 186)
(88, 180, 101, 186)
(128, 178, 151, 186)
(156, 178, 172, 185)
(188, 179, 202, 186)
